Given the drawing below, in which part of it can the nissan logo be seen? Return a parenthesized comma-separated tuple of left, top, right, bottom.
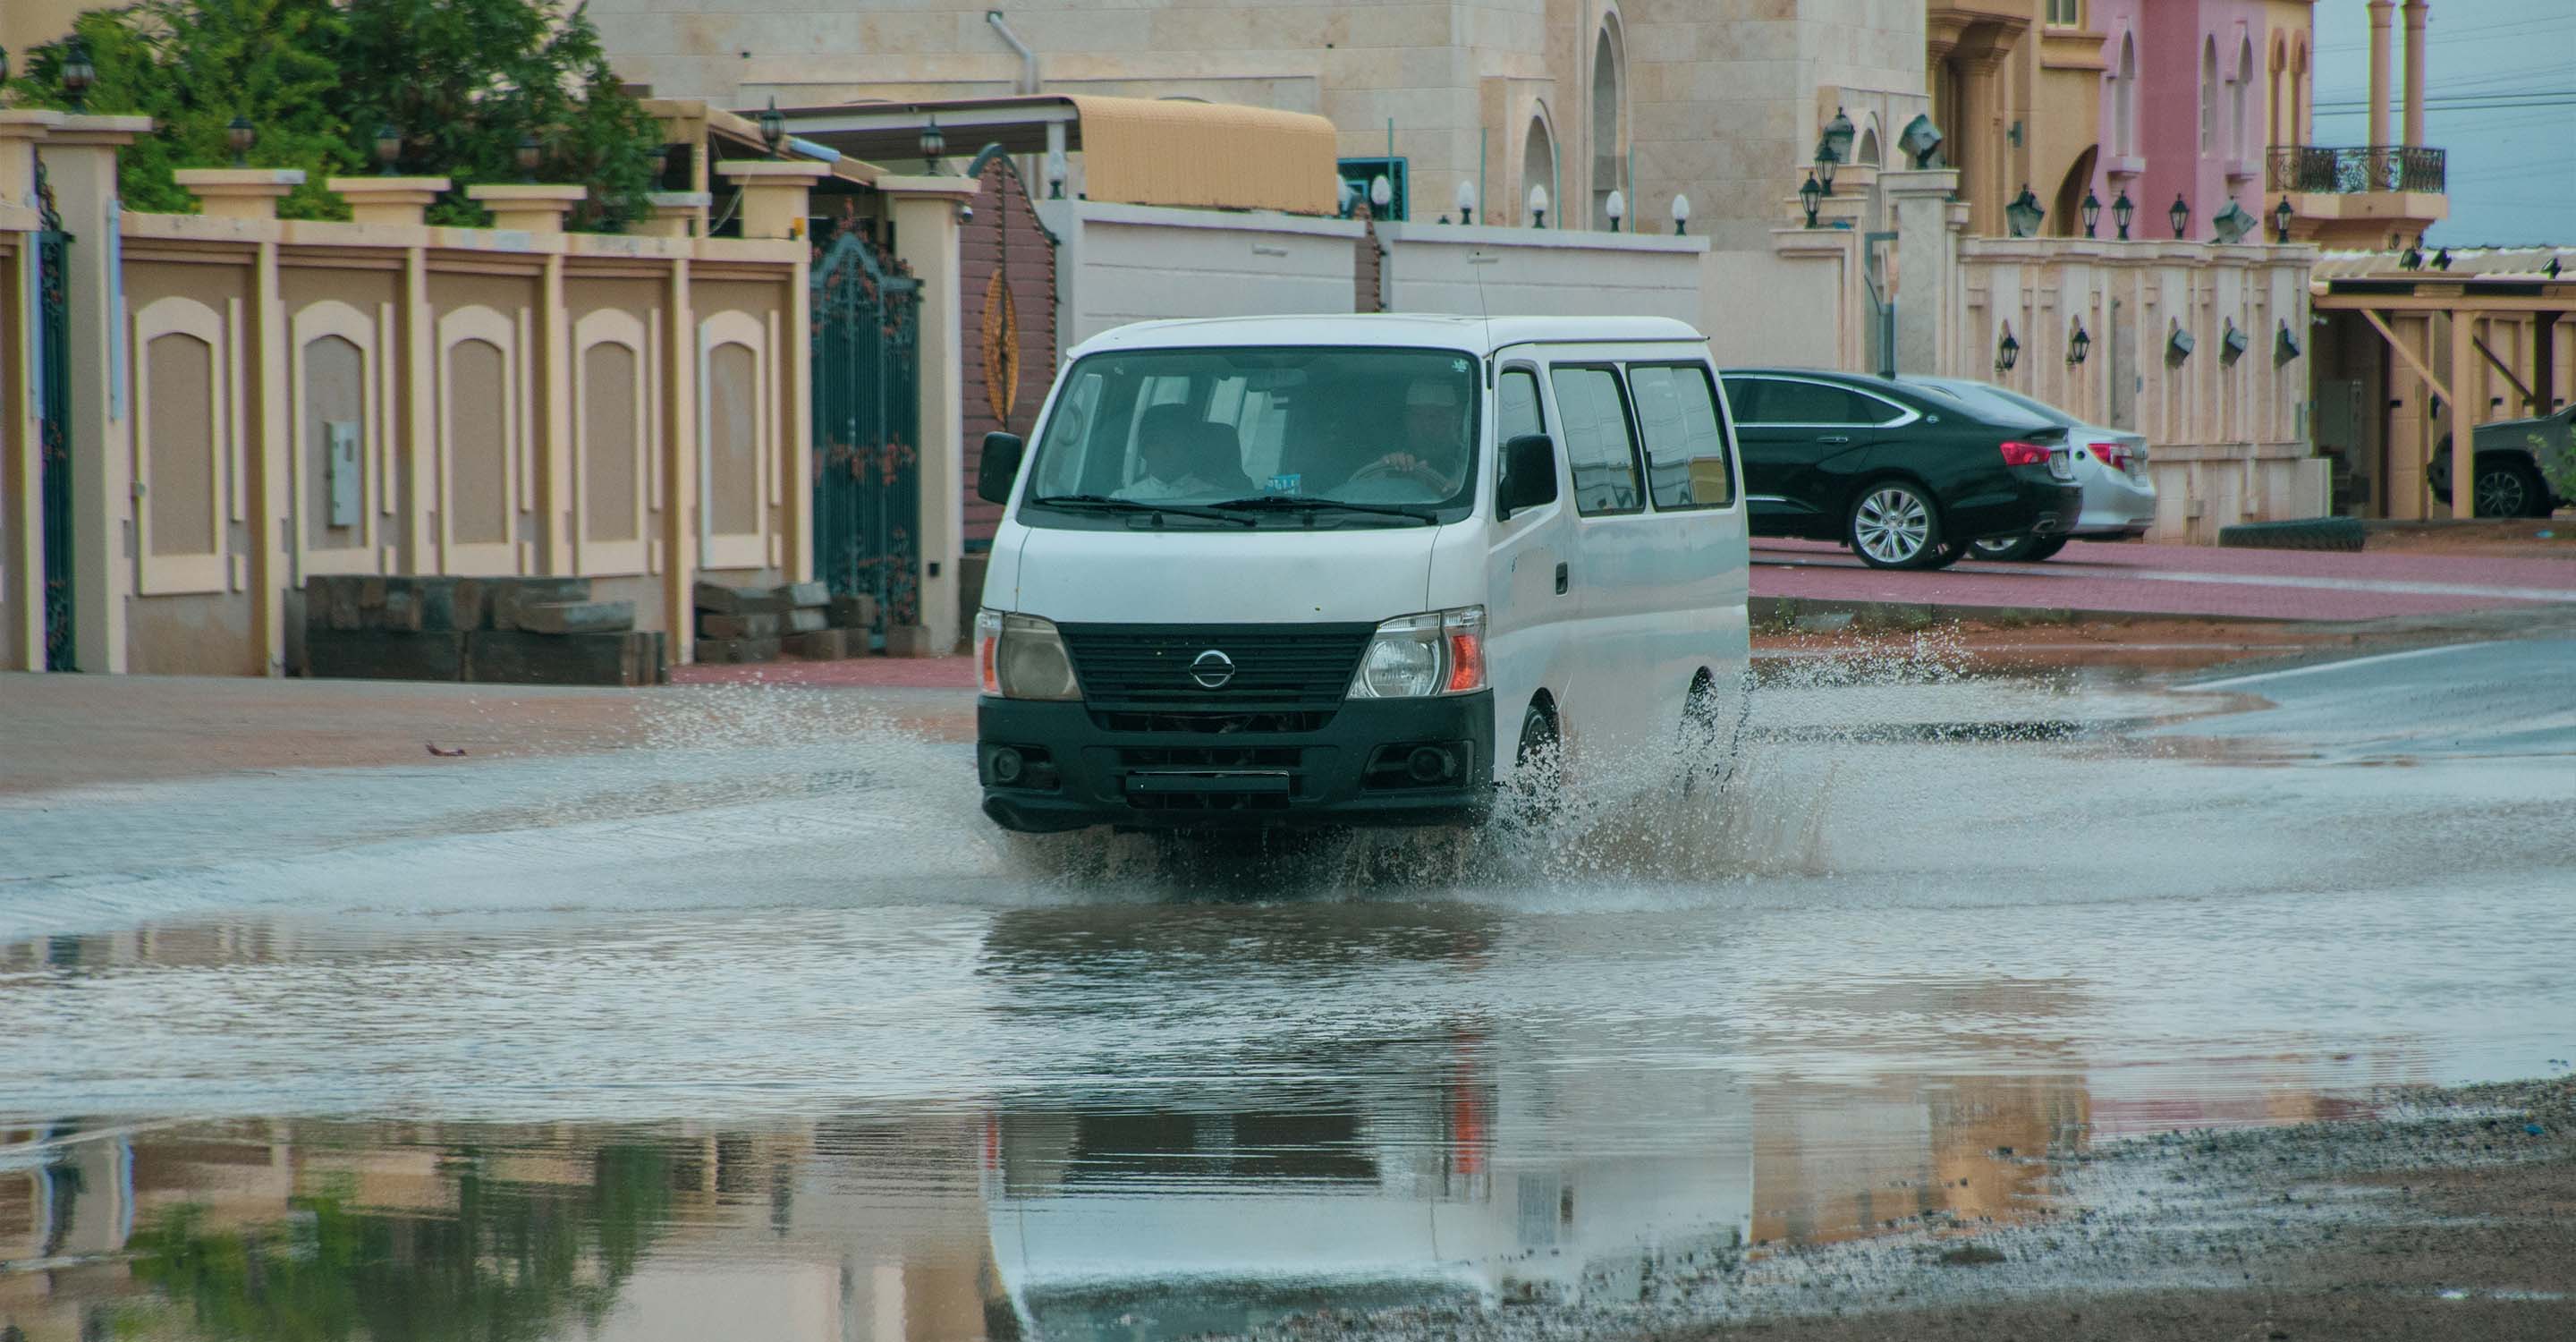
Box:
(1190, 650, 1235, 689)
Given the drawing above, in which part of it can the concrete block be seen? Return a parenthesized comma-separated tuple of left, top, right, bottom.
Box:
(693, 581, 791, 616)
(467, 630, 662, 686)
(322, 575, 362, 631)
(781, 580, 830, 608)
(303, 629, 468, 682)
(413, 577, 486, 632)
(701, 612, 777, 638)
(514, 599, 637, 634)
(693, 636, 784, 665)
(785, 629, 854, 659)
(827, 593, 878, 631)
(488, 578, 593, 630)
(698, 611, 782, 639)
(884, 624, 938, 658)
(370, 584, 425, 632)
(783, 607, 826, 634)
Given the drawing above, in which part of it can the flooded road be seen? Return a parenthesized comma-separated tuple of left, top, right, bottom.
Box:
(4, 638, 2572, 1340)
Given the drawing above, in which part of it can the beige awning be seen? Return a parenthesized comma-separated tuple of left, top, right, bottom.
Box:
(767, 94, 1339, 215)
(1063, 96, 1336, 215)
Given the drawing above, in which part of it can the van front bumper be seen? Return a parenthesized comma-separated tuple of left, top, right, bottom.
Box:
(978, 692, 1496, 833)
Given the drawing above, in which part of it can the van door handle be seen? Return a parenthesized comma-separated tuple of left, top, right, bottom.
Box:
(1555, 563, 1569, 594)
(1817, 435, 1852, 445)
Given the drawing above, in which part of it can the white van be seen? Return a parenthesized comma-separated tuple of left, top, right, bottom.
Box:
(971, 314, 1749, 833)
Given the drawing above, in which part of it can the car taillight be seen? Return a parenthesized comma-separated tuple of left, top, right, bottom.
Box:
(2088, 441, 2131, 471)
(1999, 440, 2051, 467)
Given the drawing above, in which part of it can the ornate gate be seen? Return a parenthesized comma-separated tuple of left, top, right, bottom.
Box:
(810, 222, 922, 639)
(35, 160, 75, 671)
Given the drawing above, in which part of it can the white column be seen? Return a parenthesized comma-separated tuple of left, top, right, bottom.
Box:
(47, 115, 151, 673)
(879, 175, 978, 651)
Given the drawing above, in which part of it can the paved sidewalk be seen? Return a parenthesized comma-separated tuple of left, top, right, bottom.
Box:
(1752, 538, 2576, 622)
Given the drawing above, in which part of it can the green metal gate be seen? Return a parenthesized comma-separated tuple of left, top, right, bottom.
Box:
(810, 225, 922, 643)
(35, 159, 75, 671)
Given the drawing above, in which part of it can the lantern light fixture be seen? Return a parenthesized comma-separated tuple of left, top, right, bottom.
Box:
(1995, 322, 2021, 375)
(1369, 174, 1391, 211)
(2112, 188, 2135, 241)
(916, 113, 944, 171)
(1454, 176, 1476, 225)
(1605, 187, 1625, 232)
(2067, 317, 2092, 367)
(373, 123, 402, 175)
(2080, 188, 2102, 239)
(2168, 191, 2190, 240)
(514, 132, 541, 183)
(1814, 140, 1838, 195)
(1528, 183, 1548, 228)
(1671, 193, 1691, 235)
(1799, 171, 1822, 228)
(2004, 183, 2044, 238)
(226, 115, 255, 167)
(61, 36, 97, 112)
(2272, 196, 2294, 243)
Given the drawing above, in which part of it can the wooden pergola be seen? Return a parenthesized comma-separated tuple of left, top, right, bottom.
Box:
(2313, 250, 2573, 518)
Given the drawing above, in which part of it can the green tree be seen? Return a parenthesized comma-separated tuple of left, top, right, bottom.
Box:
(6, 0, 355, 220)
(5, 0, 660, 232)
(337, 0, 661, 232)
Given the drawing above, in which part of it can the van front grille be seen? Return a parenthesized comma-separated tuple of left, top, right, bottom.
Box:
(1059, 623, 1373, 712)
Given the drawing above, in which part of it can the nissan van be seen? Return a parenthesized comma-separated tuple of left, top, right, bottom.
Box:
(970, 314, 1750, 833)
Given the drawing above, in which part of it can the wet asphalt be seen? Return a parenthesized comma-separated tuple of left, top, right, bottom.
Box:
(2, 636, 2572, 1341)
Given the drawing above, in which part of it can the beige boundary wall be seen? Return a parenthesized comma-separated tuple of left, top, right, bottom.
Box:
(1740, 167, 2327, 544)
(0, 116, 819, 677)
(1375, 222, 1707, 321)
(1035, 199, 1366, 349)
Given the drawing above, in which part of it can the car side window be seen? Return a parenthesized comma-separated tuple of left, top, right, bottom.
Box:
(1496, 366, 1546, 503)
(1628, 363, 1733, 509)
(1719, 376, 1769, 424)
(1548, 365, 1644, 515)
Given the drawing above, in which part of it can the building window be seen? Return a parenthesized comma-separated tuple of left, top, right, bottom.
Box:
(2046, 0, 2081, 27)
(2200, 38, 2218, 153)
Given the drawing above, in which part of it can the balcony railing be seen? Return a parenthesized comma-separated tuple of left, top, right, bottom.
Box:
(2267, 145, 2446, 195)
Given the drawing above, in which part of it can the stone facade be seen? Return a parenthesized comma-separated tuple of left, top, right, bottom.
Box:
(589, 0, 1929, 251)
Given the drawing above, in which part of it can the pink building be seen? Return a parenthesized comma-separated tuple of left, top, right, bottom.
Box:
(2091, 0, 2304, 242)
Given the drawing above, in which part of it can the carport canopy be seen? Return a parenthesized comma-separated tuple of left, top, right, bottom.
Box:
(767, 95, 1339, 216)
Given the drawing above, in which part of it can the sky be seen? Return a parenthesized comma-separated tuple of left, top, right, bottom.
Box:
(2309, 0, 2576, 246)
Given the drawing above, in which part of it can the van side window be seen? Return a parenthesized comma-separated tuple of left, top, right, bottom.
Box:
(1498, 368, 1545, 441)
(1548, 366, 1644, 514)
(1629, 364, 1733, 509)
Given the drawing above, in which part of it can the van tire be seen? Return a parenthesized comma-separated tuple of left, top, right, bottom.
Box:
(1507, 701, 1563, 825)
(1847, 480, 1944, 569)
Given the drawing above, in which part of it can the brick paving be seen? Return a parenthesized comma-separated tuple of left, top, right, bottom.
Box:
(1752, 538, 2576, 622)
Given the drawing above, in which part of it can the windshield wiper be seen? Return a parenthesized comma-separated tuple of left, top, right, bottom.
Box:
(1028, 494, 1254, 527)
(1208, 496, 1441, 524)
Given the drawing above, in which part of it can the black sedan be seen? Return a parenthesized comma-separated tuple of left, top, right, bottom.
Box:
(1717, 368, 2086, 569)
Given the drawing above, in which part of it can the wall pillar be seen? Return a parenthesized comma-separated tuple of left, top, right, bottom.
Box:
(2400, 0, 2428, 149)
(878, 175, 977, 651)
(1885, 168, 1963, 376)
(2447, 306, 2476, 518)
(0, 111, 62, 671)
(2366, 0, 2395, 149)
(328, 176, 448, 227)
(462, 183, 585, 234)
(170, 168, 303, 222)
(45, 115, 151, 674)
(713, 161, 830, 242)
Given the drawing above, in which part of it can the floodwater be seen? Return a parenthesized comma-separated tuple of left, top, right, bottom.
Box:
(4, 638, 2572, 1341)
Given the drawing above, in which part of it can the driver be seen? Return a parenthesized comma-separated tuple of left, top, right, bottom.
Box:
(1344, 378, 1468, 495)
(1122, 404, 1232, 500)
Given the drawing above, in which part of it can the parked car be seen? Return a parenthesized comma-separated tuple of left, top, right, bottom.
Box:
(1716, 368, 2083, 569)
(1901, 377, 2157, 561)
(2430, 403, 2573, 518)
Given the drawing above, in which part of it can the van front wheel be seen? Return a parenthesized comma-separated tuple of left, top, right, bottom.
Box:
(1505, 703, 1563, 825)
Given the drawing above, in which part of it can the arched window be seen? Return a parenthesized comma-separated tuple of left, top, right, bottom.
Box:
(1857, 123, 1881, 167)
(2291, 40, 2309, 145)
(1589, 15, 1626, 229)
(2233, 36, 2254, 162)
(1522, 110, 1557, 225)
(2115, 33, 2137, 157)
(2200, 38, 2218, 153)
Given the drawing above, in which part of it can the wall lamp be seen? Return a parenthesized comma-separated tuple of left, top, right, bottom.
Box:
(1995, 322, 2021, 374)
(2067, 317, 2091, 366)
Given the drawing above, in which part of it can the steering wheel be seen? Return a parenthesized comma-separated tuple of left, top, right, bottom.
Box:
(1350, 454, 1449, 493)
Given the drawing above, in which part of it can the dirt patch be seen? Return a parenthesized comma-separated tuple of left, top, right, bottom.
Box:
(2364, 517, 2576, 559)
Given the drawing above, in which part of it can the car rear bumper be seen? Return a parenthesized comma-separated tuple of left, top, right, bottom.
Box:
(1948, 473, 2088, 542)
(2073, 469, 2158, 534)
(979, 692, 1496, 833)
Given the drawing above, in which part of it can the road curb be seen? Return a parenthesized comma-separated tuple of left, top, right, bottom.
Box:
(1750, 595, 2294, 632)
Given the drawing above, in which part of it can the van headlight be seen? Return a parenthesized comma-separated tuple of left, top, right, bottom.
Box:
(977, 610, 1080, 701)
(1348, 606, 1487, 700)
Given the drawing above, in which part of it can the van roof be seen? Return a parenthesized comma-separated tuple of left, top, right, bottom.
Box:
(1070, 313, 1707, 359)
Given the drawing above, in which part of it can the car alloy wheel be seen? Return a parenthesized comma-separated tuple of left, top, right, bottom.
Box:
(2474, 466, 2531, 519)
(1851, 485, 1935, 568)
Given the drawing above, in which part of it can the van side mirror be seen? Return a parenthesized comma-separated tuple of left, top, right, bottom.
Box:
(977, 432, 1026, 505)
(1498, 433, 1559, 520)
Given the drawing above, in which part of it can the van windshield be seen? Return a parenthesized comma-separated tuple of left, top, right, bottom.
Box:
(1022, 346, 1482, 525)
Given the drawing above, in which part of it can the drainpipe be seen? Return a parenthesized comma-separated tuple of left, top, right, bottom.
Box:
(987, 11, 1038, 95)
